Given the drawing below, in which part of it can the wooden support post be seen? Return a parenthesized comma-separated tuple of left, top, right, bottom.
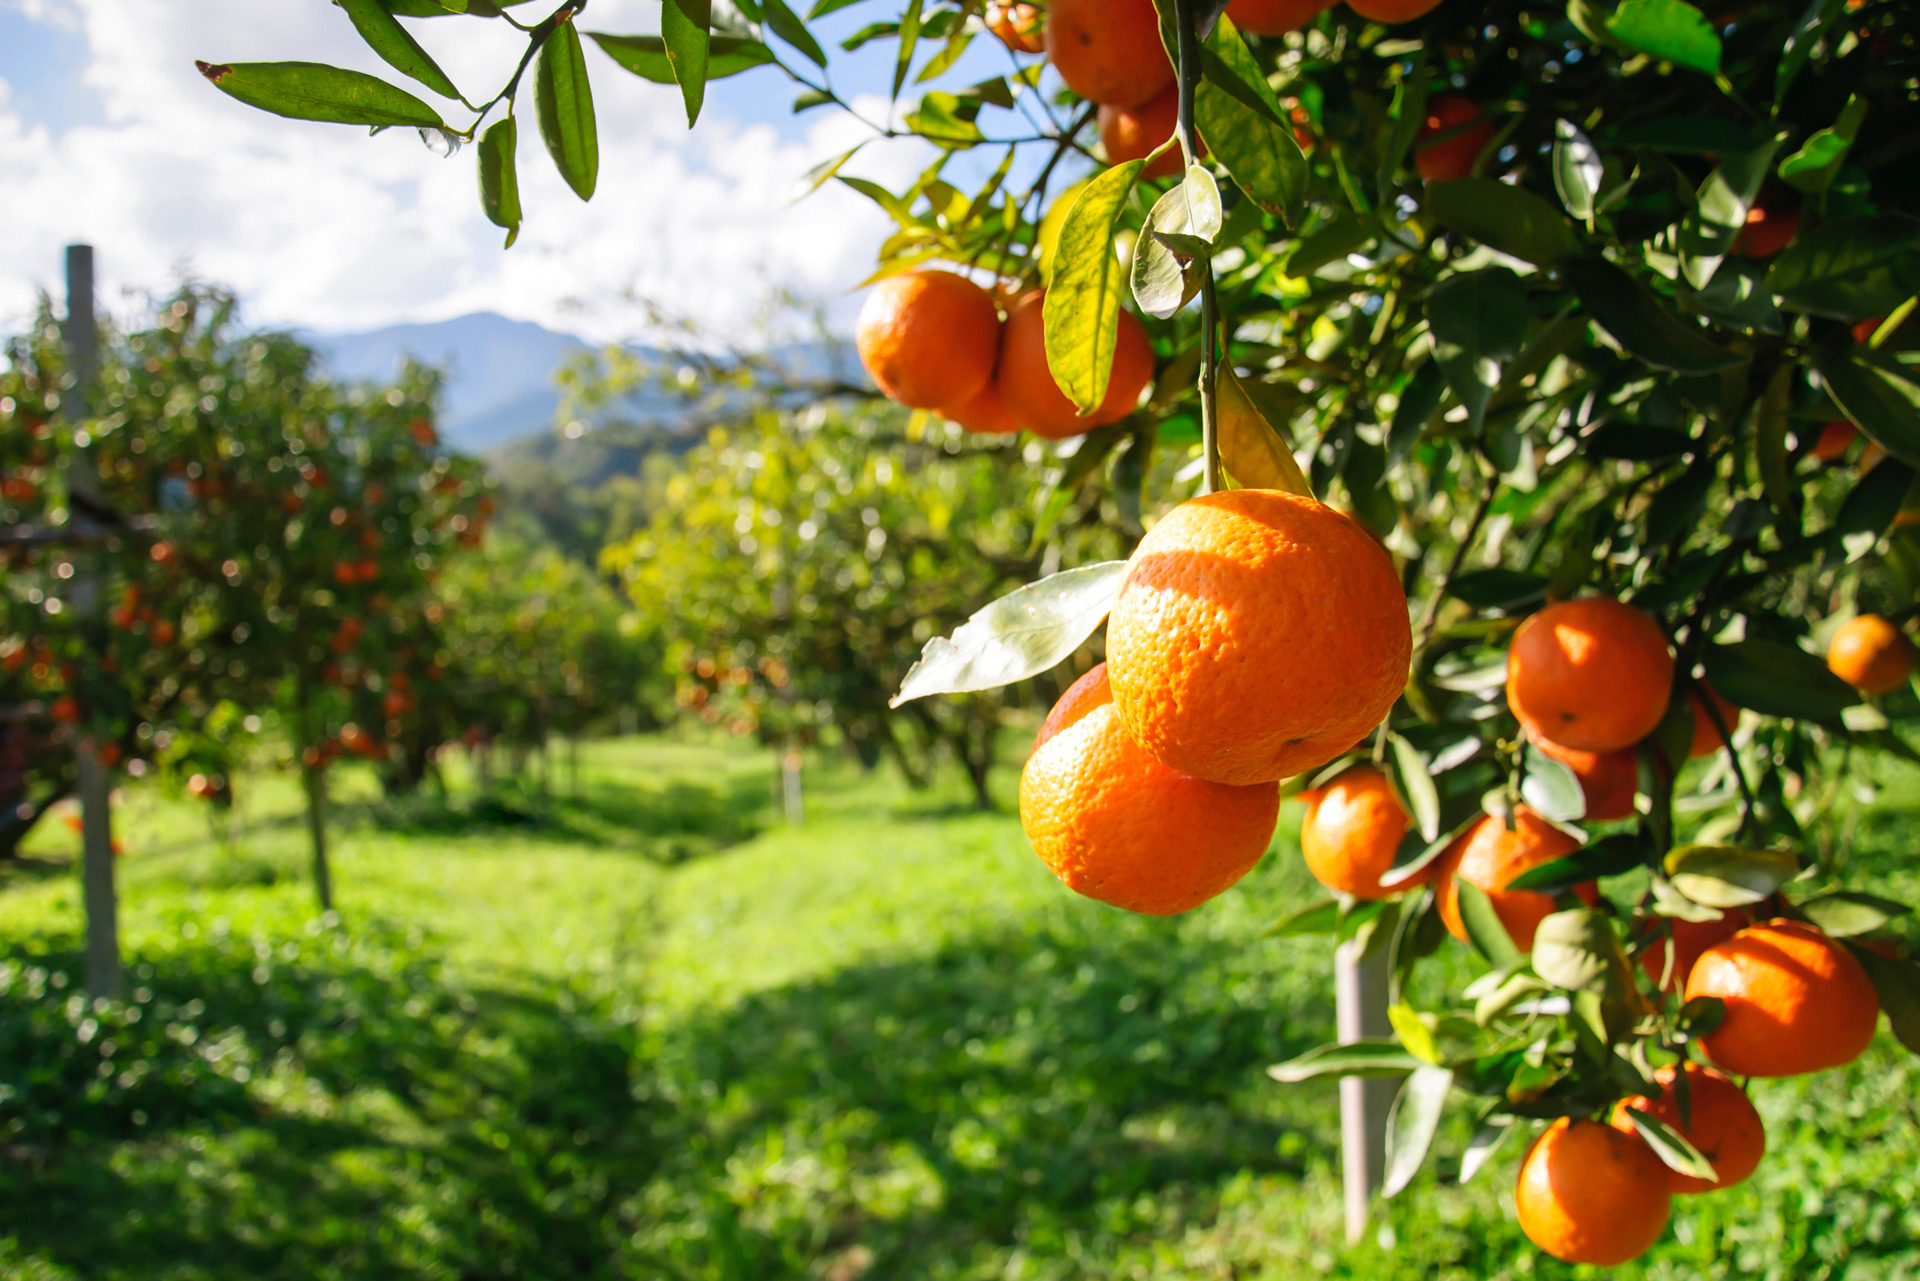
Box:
(781, 741, 804, 825)
(64, 244, 122, 1000)
(302, 764, 335, 915)
(1336, 939, 1392, 1244)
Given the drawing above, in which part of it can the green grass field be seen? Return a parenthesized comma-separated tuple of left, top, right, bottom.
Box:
(0, 735, 1915, 1280)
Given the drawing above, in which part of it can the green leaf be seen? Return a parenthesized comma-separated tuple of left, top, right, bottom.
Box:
(1425, 179, 1581, 267)
(1288, 211, 1371, 279)
(535, 20, 597, 199)
(1815, 349, 1920, 467)
(903, 92, 985, 148)
(335, 0, 460, 98)
(761, 0, 827, 66)
(1779, 96, 1867, 194)
(1045, 160, 1144, 416)
(1678, 134, 1788, 291)
(1196, 16, 1307, 225)
(1623, 1106, 1720, 1182)
(194, 60, 446, 128)
(1553, 119, 1602, 222)
(1520, 744, 1586, 824)
(1776, 0, 1846, 107)
(1756, 363, 1795, 514)
(1456, 879, 1523, 965)
(1560, 256, 1740, 374)
(1848, 945, 1920, 1056)
(588, 32, 774, 83)
(1459, 1115, 1516, 1184)
(1768, 215, 1920, 319)
(1505, 833, 1648, 894)
(1691, 260, 1783, 335)
(1267, 1039, 1422, 1084)
(1831, 457, 1915, 550)
(1382, 1065, 1453, 1198)
(1388, 359, 1444, 463)
(661, 0, 712, 126)
(1531, 908, 1621, 992)
(1664, 843, 1800, 908)
(1132, 169, 1219, 320)
(1426, 266, 1528, 433)
(476, 117, 521, 247)
(892, 0, 924, 99)
(1800, 892, 1911, 937)
(1266, 898, 1341, 938)
(890, 562, 1128, 705)
(1605, 114, 1761, 155)
(1605, 0, 1721, 74)
(1389, 734, 1441, 843)
(1582, 424, 1694, 461)
(1446, 568, 1546, 610)
(1700, 639, 1858, 721)
(1377, 61, 1429, 205)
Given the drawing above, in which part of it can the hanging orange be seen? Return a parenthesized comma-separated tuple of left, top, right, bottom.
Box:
(1506, 597, 1673, 753)
(1609, 1064, 1766, 1195)
(1045, 0, 1175, 108)
(1298, 766, 1433, 899)
(1414, 95, 1496, 182)
(1515, 1118, 1672, 1266)
(1827, 614, 1915, 695)
(1685, 919, 1880, 1077)
(1434, 807, 1586, 952)
(994, 291, 1154, 438)
(1099, 83, 1189, 179)
(856, 270, 1002, 411)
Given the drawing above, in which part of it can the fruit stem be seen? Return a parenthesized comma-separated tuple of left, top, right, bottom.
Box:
(1172, 0, 1219, 496)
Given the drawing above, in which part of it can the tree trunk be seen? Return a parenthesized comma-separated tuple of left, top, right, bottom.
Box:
(303, 764, 335, 915)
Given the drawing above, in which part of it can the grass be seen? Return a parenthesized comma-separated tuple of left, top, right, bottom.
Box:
(0, 733, 1915, 1279)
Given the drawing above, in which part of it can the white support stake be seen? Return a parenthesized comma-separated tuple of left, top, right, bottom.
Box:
(1336, 939, 1392, 1244)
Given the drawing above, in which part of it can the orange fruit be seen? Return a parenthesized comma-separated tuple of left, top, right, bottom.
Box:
(856, 270, 1002, 411)
(1298, 766, 1434, 899)
(1414, 95, 1496, 183)
(1434, 807, 1584, 952)
(1810, 420, 1858, 462)
(1528, 732, 1636, 821)
(995, 291, 1154, 438)
(986, 1, 1045, 53)
(1685, 919, 1880, 1077)
(1515, 1117, 1672, 1266)
(943, 378, 1023, 435)
(1506, 597, 1673, 754)
(1106, 490, 1411, 785)
(1639, 908, 1751, 992)
(1733, 204, 1799, 258)
(1345, 0, 1446, 21)
(1045, 0, 1175, 108)
(1853, 316, 1886, 346)
(1099, 83, 1190, 180)
(1687, 683, 1738, 758)
(1019, 663, 1280, 915)
(1827, 614, 1915, 694)
(1227, 0, 1337, 33)
(1610, 1064, 1766, 1195)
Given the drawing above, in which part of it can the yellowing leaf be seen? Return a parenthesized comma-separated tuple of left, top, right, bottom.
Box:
(1217, 368, 1312, 496)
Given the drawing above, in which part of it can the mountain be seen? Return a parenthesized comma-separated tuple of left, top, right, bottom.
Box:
(307, 313, 592, 453)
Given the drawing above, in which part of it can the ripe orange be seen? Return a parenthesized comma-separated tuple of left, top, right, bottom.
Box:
(1414, 95, 1496, 182)
(1687, 683, 1738, 758)
(1506, 597, 1673, 753)
(1019, 663, 1280, 915)
(1827, 614, 1915, 694)
(1515, 1117, 1672, 1266)
(1811, 420, 1858, 462)
(1099, 83, 1189, 180)
(995, 291, 1154, 438)
(1529, 732, 1636, 821)
(1106, 490, 1411, 785)
(1045, 0, 1175, 108)
(1434, 807, 1584, 952)
(985, 1, 1045, 53)
(1345, 0, 1446, 21)
(1227, 0, 1337, 34)
(1733, 203, 1799, 258)
(1298, 766, 1434, 899)
(1640, 907, 1751, 992)
(943, 379, 1023, 435)
(856, 270, 1002, 411)
(1610, 1064, 1766, 1195)
(1685, 919, 1880, 1077)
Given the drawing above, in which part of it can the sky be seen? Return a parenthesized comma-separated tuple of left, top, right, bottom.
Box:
(0, 0, 1055, 344)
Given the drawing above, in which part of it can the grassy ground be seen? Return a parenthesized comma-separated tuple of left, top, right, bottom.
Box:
(0, 734, 1915, 1280)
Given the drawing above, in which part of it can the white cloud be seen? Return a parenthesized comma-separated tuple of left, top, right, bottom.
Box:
(0, 0, 930, 342)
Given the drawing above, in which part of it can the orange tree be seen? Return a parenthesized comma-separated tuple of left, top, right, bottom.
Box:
(201, 0, 1920, 1263)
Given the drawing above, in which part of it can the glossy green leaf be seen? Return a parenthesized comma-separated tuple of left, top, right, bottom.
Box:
(1605, 0, 1721, 74)
(1779, 96, 1867, 194)
(1196, 16, 1306, 225)
(195, 60, 446, 128)
(1553, 119, 1602, 221)
(1456, 878, 1522, 965)
(589, 32, 774, 83)
(892, 0, 924, 99)
(1267, 1039, 1422, 1084)
(335, 0, 460, 98)
(1776, 0, 1845, 107)
(1768, 215, 1920, 319)
(1831, 457, 1915, 551)
(1623, 1107, 1720, 1181)
(1266, 898, 1341, 938)
(1288, 211, 1370, 278)
(1700, 638, 1858, 720)
(1426, 266, 1528, 433)
(1561, 257, 1740, 373)
(1388, 358, 1444, 463)
(1506, 833, 1648, 894)
(1813, 349, 1920, 468)
(1678, 134, 1787, 290)
(891, 562, 1128, 705)
(661, 0, 712, 125)
(762, 0, 827, 66)
(534, 20, 597, 198)
(1531, 908, 1620, 992)
(1382, 1065, 1453, 1197)
(1520, 744, 1586, 824)
(903, 92, 985, 147)
(1132, 169, 1219, 319)
(1425, 179, 1581, 266)
(1459, 1115, 1516, 1184)
(1389, 734, 1441, 843)
(1605, 114, 1760, 155)
(476, 117, 521, 247)
(1799, 892, 1911, 938)
(1664, 843, 1801, 908)
(1848, 945, 1920, 1056)
(1446, 570, 1546, 611)
(1045, 160, 1144, 416)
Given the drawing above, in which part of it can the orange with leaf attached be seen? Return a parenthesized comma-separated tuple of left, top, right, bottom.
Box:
(1435, 807, 1593, 952)
(1685, 919, 1880, 1077)
(1610, 1064, 1765, 1195)
(1297, 766, 1435, 899)
(994, 291, 1154, 439)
